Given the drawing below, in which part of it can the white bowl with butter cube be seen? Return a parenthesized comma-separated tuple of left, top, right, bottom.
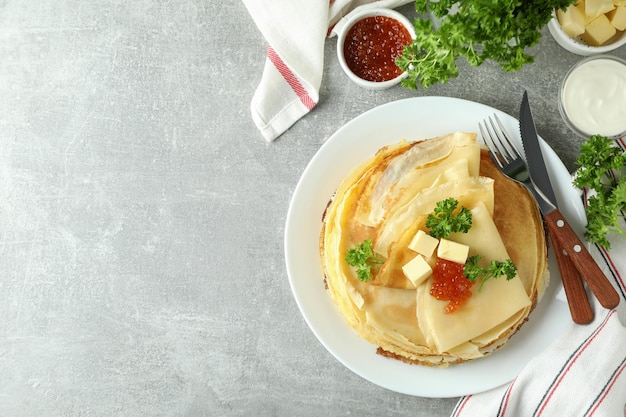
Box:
(548, 0, 626, 55)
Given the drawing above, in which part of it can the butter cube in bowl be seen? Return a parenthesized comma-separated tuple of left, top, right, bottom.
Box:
(548, 0, 626, 55)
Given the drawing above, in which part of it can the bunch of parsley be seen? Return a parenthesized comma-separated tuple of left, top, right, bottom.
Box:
(345, 239, 384, 282)
(425, 197, 472, 238)
(573, 135, 626, 249)
(396, 0, 577, 89)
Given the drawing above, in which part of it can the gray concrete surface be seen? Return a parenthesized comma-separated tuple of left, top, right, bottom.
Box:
(1, 1, 624, 416)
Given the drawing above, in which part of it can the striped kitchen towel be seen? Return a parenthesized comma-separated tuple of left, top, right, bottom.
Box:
(241, 0, 411, 142)
(452, 138, 626, 417)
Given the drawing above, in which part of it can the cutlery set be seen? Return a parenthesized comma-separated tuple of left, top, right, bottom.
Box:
(480, 91, 620, 324)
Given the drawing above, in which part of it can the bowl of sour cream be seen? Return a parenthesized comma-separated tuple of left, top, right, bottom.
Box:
(559, 55, 626, 139)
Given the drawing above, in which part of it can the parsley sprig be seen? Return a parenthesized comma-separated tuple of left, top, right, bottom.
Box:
(396, 0, 577, 89)
(425, 197, 472, 238)
(463, 255, 517, 291)
(345, 239, 384, 282)
(573, 134, 626, 249)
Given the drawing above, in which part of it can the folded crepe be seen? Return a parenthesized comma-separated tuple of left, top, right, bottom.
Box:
(319, 132, 549, 366)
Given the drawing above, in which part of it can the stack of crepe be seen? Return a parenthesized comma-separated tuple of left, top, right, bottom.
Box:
(319, 132, 549, 366)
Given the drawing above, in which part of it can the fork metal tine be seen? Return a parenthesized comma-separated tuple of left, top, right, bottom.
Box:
(479, 120, 504, 169)
(490, 114, 519, 163)
(485, 117, 515, 164)
(481, 114, 529, 184)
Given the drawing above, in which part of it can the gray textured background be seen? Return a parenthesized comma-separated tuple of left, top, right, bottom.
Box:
(1, 1, 625, 416)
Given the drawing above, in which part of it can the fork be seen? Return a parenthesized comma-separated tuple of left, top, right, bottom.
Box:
(479, 115, 594, 325)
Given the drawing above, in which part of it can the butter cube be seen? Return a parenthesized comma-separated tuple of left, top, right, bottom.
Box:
(558, 4, 587, 37)
(402, 254, 433, 287)
(437, 239, 470, 265)
(575, 2, 599, 24)
(408, 230, 439, 257)
(586, 0, 615, 19)
(608, 5, 626, 30)
(576, 3, 594, 24)
(582, 14, 617, 45)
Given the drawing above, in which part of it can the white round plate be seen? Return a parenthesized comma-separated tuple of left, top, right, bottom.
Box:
(284, 97, 585, 398)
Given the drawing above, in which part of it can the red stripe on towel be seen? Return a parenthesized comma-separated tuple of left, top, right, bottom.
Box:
(267, 46, 316, 110)
(598, 246, 626, 295)
(497, 377, 517, 417)
(451, 395, 472, 417)
(535, 310, 616, 417)
(586, 357, 626, 416)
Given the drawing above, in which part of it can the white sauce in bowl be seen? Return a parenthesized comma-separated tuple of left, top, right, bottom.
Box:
(560, 56, 626, 138)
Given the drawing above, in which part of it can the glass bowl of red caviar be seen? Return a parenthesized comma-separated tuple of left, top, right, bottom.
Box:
(336, 8, 415, 89)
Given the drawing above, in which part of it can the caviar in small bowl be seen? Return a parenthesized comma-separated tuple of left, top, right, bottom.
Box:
(336, 8, 415, 89)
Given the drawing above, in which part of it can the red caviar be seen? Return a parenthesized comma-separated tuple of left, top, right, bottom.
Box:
(430, 258, 476, 314)
(343, 15, 412, 82)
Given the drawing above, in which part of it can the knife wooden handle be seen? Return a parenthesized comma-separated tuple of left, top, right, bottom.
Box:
(545, 210, 620, 309)
(549, 234, 594, 324)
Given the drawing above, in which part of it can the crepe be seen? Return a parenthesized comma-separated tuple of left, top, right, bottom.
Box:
(319, 132, 549, 366)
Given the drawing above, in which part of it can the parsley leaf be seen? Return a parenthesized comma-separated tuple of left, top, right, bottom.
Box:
(345, 239, 384, 282)
(425, 197, 472, 238)
(573, 134, 626, 190)
(573, 135, 626, 249)
(397, 0, 577, 89)
(463, 255, 517, 291)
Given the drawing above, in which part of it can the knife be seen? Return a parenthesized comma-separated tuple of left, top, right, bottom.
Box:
(519, 91, 620, 310)
(511, 103, 593, 324)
